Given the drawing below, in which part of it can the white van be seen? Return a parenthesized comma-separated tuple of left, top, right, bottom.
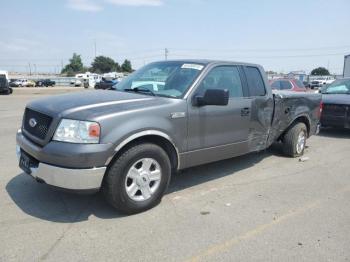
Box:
(72, 72, 102, 88)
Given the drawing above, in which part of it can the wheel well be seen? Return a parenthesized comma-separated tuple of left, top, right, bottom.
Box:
(109, 135, 179, 171)
(294, 116, 310, 136)
(283, 116, 311, 138)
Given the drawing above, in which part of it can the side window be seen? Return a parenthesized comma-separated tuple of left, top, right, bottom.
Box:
(271, 81, 281, 89)
(245, 67, 266, 96)
(197, 66, 243, 98)
(281, 80, 293, 90)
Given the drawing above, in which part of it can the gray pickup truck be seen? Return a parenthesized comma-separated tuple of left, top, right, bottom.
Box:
(16, 60, 321, 214)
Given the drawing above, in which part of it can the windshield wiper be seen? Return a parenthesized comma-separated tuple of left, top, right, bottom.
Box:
(123, 87, 155, 96)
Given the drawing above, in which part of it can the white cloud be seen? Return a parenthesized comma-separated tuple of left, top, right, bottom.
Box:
(0, 38, 42, 52)
(106, 0, 163, 7)
(66, 0, 163, 12)
(66, 0, 103, 12)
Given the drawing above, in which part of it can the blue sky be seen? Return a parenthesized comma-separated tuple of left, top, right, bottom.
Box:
(1, 0, 350, 74)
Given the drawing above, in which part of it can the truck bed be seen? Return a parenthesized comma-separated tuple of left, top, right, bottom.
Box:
(267, 90, 322, 146)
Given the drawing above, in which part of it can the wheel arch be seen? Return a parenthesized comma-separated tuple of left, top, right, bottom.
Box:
(280, 114, 311, 140)
(106, 130, 180, 171)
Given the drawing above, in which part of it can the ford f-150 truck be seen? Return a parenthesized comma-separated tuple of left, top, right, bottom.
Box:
(16, 60, 322, 214)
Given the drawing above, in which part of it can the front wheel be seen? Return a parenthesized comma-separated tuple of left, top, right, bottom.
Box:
(282, 123, 307, 157)
(103, 143, 171, 214)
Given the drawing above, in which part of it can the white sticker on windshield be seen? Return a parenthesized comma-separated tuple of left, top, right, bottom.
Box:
(181, 64, 204, 71)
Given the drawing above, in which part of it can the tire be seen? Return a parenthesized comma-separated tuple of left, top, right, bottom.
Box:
(282, 122, 307, 157)
(103, 143, 171, 214)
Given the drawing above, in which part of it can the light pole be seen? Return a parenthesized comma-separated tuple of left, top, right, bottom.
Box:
(165, 48, 169, 60)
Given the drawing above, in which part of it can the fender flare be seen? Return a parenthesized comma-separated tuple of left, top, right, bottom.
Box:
(288, 114, 311, 135)
(111, 130, 181, 169)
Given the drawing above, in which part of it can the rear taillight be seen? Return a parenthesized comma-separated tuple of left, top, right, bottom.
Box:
(318, 101, 323, 117)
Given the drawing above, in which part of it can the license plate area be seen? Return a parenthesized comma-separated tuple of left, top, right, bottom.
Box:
(19, 150, 39, 174)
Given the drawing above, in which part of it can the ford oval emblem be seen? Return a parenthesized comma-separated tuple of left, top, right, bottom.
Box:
(29, 118, 37, 128)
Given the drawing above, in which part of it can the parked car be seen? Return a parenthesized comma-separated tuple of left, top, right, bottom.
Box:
(35, 79, 55, 87)
(14, 79, 35, 87)
(310, 80, 322, 89)
(16, 60, 321, 214)
(94, 78, 119, 90)
(320, 77, 350, 129)
(12, 79, 23, 87)
(70, 79, 82, 87)
(270, 78, 307, 92)
(9, 79, 19, 87)
(131, 81, 165, 91)
(303, 81, 311, 88)
(310, 77, 335, 89)
(0, 74, 12, 95)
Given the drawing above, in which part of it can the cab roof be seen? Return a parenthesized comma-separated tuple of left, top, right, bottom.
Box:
(154, 59, 262, 68)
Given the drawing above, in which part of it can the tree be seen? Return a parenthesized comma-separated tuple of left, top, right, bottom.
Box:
(61, 53, 84, 76)
(91, 56, 118, 73)
(115, 62, 121, 72)
(311, 67, 330, 76)
(121, 59, 133, 72)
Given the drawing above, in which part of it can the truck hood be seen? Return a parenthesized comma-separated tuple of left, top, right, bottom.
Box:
(322, 94, 350, 105)
(27, 90, 164, 120)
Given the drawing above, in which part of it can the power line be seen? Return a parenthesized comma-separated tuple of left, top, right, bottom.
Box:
(1, 44, 349, 62)
(168, 45, 350, 53)
(169, 52, 348, 59)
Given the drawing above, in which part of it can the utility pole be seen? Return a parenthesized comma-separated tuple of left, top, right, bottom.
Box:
(28, 62, 32, 76)
(327, 60, 330, 72)
(164, 48, 169, 60)
(94, 39, 97, 59)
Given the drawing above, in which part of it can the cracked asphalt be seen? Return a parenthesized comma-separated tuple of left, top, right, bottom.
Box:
(1, 88, 349, 261)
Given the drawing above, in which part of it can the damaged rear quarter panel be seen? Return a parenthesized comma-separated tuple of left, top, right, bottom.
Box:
(268, 91, 322, 145)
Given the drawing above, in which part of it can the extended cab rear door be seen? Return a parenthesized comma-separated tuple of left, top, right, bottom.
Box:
(242, 66, 274, 151)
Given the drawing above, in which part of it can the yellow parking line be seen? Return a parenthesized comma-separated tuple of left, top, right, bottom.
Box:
(186, 185, 350, 262)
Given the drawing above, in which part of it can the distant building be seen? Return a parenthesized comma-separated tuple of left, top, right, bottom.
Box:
(266, 70, 308, 82)
(287, 71, 307, 82)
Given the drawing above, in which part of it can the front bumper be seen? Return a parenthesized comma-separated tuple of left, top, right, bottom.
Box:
(16, 145, 105, 190)
(16, 130, 108, 191)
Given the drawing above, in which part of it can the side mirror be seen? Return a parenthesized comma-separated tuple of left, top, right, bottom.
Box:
(193, 89, 229, 106)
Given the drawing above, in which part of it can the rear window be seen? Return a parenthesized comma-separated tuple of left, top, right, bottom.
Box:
(245, 67, 266, 96)
(294, 80, 306, 88)
(271, 81, 281, 89)
(280, 80, 293, 90)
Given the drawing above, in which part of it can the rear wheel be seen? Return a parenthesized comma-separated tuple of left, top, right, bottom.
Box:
(103, 143, 171, 214)
(282, 123, 307, 157)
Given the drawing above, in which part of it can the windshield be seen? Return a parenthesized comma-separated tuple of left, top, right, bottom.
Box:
(324, 79, 350, 94)
(115, 61, 205, 98)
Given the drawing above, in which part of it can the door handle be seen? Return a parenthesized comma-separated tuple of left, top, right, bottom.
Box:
(241, 107, 250, 116)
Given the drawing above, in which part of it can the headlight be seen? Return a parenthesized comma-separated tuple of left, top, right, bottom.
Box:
(53, 119, 100, 144)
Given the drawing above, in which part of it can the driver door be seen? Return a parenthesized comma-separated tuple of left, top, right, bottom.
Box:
(184, 65, 251, 168)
